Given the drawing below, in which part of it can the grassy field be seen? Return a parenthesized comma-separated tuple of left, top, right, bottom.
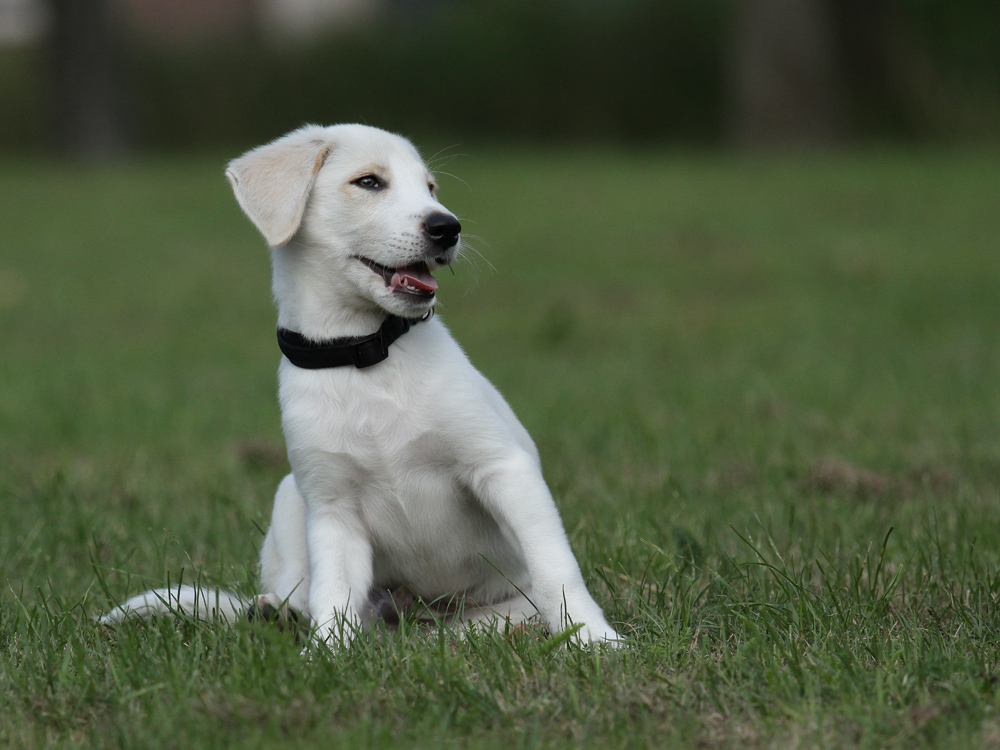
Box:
(1, 143, 999, 749)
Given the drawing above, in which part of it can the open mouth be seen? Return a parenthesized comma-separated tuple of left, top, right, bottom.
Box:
(358, 257, 438, 298)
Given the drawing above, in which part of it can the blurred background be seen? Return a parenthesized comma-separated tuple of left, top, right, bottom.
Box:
(1, 0, 998, 157)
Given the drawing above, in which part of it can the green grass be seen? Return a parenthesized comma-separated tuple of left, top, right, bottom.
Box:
(1, 144, 999, 748)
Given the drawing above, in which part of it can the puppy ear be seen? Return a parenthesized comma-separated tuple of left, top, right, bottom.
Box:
(225, 127, 332, 247)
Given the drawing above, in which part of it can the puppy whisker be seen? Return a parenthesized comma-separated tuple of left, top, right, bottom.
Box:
(427, 145, 466, 170)
(434, 170, 471, 191)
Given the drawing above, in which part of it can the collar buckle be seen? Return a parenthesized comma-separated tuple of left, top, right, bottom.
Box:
(350, 334, 390, 368)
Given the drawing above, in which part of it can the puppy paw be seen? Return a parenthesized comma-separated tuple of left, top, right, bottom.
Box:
(247, 594, 309, 639)
(576, 621, 623, 647)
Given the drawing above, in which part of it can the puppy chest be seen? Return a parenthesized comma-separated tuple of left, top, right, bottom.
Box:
(280, 365, 442, 452)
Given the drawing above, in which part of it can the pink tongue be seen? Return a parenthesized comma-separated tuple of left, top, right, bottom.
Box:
(390, 264, 438, 292)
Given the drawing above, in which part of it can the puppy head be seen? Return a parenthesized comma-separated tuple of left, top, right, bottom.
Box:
(226, 124, 461, 320)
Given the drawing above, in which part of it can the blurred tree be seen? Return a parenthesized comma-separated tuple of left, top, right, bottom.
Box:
(728, 0, 971, 145)
(49, 0, 130, 157)
(729, 0, 844, 146)
(830, 0, 962, 137)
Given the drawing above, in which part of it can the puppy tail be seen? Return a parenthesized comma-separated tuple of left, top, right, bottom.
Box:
(97, 585, 248, 625)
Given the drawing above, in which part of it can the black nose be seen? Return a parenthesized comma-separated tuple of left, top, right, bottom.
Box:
(424, 212, 462, 250)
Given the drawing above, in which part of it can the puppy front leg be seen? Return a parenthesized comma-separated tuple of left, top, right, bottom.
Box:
(474, 451, 620, 645)
(304, 502, 373, 647)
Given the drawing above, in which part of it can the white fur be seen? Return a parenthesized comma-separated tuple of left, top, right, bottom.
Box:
(100, 124, 619, 647)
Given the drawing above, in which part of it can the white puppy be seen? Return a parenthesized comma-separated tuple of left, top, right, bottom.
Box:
(101, 124, 619, 647)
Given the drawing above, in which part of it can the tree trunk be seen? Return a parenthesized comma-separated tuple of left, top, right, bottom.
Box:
(728, 0, 844, 147)
(49, 0, 130, 158)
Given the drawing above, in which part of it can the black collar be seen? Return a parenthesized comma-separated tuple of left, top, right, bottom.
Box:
(277, 313, 427, 369)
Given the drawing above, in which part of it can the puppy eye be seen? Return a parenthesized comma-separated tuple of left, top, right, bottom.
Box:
(428, 182, 437, 194)
(353, 175, 383, 190)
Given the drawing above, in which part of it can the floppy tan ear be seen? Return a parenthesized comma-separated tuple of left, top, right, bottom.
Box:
(225, 126, 332, 247)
